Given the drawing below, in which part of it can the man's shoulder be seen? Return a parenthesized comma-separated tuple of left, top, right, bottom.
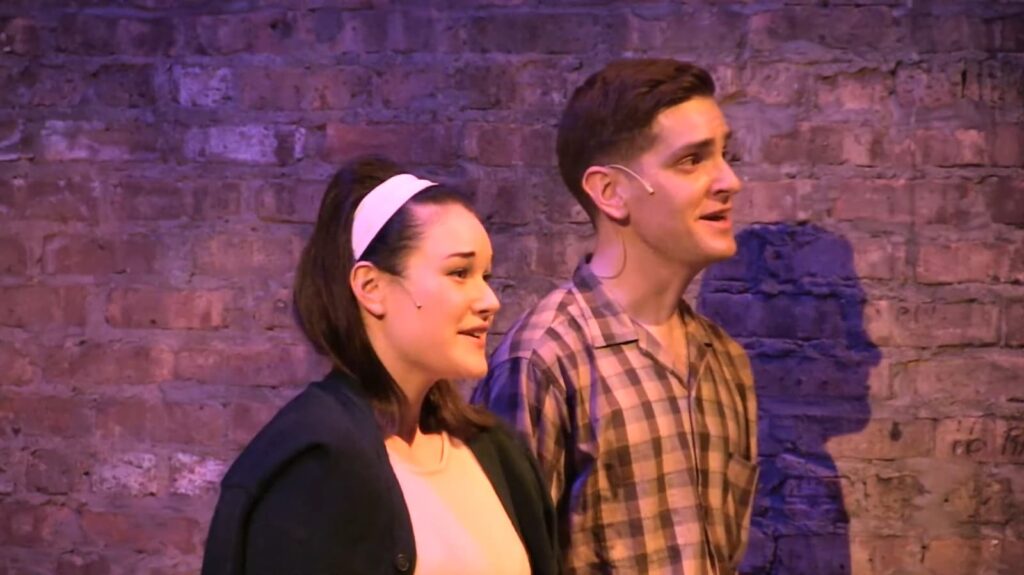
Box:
(491, 280, 594, 366)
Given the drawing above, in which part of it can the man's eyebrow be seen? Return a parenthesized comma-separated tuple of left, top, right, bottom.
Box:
(665, 138, 716, 161)
(665, 131, 733, 162)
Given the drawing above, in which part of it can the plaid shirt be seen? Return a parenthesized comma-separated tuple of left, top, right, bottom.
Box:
(472, 262, 758, 574)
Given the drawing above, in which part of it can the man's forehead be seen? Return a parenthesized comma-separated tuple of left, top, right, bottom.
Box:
(650, 97, 729, 142)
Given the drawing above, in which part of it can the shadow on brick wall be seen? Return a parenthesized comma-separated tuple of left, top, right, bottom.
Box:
(698, 224, 881, 575)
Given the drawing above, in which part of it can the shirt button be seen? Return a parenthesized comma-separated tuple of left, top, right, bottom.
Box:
(394, 553, 410, 572)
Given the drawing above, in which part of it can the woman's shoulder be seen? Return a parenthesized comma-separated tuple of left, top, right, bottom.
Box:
(220, 372, 383, 493)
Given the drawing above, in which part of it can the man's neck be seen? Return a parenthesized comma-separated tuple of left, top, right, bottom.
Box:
(588, 228, 700, 326)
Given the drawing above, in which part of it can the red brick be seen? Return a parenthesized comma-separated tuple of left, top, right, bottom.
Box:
(833, 180, 912, 222)
(377, 63, 453, 111)
(194, 11, 301, 55)
(26, 449, 82, 495)
(0, 503, 80, 549)
(731, 180, 799, 224)
(56, 554, 111, 575)
(464, 123, 556, 167)
(866, 300, 1000, 347)
(987, 178, 1024, 226)
(171, 66, 234, 107)
(910, 14, 992, 53)
(255, 181, 322, 224)
(913, 180, 991, 228)
(849, 537, 922, 575)
(90, 452, 159, 497)
(742, 63, 809, 106)
(916, 242, 1017, 284)
(848, 234, 905, 280)
(628, 7, 745, 55)
(43, 341, 174, 386)
(57, 14, 173, 56)
(991, 124, 1024, 167)
(0, 176, 98, 223)
(934, 417, 1024, 463)
(0, 236, 28, 275)
(0, 395, 92, 439)
(763, 124, 844, 165)
(112, 179, 243, 221)
(95, 399, 226, 446)
(922, 538, 1005, 575)
(0, 120, 32, 162)
(237, 66, 370, 111)
(0, 286, 87, 328)
(817, 69, 893, 111)
(0, 342, 35, 386)
(914, 128, 988, 167)
(465, 12, 622, 55)
(1007, 300, 1024, 347)
(42, 234, 161, 276)
(894, 352, 1024, 406)
(252, 286, 295, 330)
(827, 418, 934, 459)
(750, 8, 904, 54)
(83, 64, 156, 109)
(0, 64, 86, 108)
(192, 233, 302, 277)
(175, 344, 322, 387)
(0, 17, 41, 56)
(40, 120, 160, 162)
(106, 287, 235, 330)
(169, 453, 227, 496)
(322, 123, 455, 165)
(967, 59, 1024, 109)
(299, 8, 387, 54)
(896, 61, 965, 109)
(182, 125, 303, 166)
(81, 510, 198, 554)
(467, 167, 544, 226)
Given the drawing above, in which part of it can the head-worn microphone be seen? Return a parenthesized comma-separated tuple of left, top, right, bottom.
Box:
(606, 164, 655, 195)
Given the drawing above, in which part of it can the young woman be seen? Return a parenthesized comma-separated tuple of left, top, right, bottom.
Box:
(201, 156, 559, 575)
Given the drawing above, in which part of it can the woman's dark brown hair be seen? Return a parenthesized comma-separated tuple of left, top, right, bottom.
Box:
(556, 58, 716, 221)
(293, 155, 493, 439)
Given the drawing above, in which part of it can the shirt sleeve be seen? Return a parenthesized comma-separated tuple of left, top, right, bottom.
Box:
(472, 355, 569, 506)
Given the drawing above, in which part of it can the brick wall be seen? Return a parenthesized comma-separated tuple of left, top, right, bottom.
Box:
(0, 1, 1021, 573)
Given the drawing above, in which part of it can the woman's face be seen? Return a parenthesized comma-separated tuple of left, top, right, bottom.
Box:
(378, 202, 500, 384)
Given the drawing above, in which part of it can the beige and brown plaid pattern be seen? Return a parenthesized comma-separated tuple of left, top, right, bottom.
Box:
(473, 262, 758, 574)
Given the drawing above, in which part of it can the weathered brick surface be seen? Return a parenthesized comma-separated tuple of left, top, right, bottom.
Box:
(1, 1, 1020, 573)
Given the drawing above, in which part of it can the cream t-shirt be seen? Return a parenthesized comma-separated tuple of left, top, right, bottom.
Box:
(385, 432, 532, 575)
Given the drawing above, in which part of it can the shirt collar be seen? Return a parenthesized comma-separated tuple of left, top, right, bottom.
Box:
(570, 257, 714, 350)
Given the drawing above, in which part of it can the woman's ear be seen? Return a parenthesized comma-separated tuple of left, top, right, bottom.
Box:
(582, 166, 630, 222)
(350, 261, 386, 318)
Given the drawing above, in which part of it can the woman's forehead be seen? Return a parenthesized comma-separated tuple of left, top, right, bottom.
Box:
(407, 203, 492, 261)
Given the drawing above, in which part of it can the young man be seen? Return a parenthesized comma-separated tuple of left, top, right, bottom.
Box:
(473, 59, 757, 574)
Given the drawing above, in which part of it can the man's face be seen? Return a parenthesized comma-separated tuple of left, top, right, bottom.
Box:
(619, 96, 742, 270)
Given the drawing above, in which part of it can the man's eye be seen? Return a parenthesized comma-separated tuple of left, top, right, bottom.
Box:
(679, 154, 702, 168)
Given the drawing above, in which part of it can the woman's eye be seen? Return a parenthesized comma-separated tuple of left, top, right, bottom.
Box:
(482, 273, 493, 283)
(449, 268, 469, 279)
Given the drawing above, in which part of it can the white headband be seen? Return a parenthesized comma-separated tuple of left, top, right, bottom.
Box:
(351, 173, 438, 260)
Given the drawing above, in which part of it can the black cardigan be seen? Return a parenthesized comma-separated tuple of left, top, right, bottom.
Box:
(201, 371, 560, 575)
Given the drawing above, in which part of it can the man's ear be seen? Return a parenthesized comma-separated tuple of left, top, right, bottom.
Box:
(581, 166, 629, 222)
(350, 261, 386, 318)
